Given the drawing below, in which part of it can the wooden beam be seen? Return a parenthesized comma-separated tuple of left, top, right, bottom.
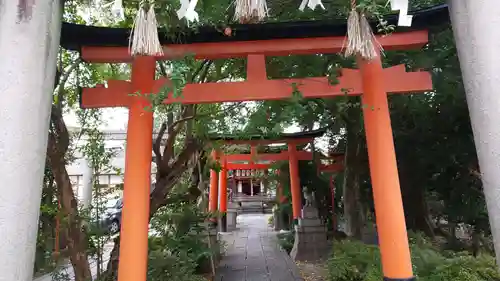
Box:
(222, 151, 313, 162)
(318, 163, 344, 172)
(227, 163, 271, 170)
(82, 81, 131, 108)
(159, 66, 429, 103)
(81, 31, 429, 63)
(81, 64, 432, 107)
(218, 138, 314, 145)
(227, 162, 344, 172)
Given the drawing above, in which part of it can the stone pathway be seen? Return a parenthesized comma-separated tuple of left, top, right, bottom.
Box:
(216, 214, 304, 281)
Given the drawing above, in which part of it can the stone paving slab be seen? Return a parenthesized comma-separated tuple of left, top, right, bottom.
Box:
(216, 214, 304, 281)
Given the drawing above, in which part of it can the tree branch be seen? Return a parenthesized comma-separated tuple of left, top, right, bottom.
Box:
(50, 105, 70, 153)
(192, 60, 212, 82)
(153, 122, 167, 168)
(56, 58, 81, 109)
(150, 139, 202, 216)
(160, 109, 190, 170)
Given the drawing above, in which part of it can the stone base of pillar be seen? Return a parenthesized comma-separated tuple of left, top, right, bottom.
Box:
(272, 207, 283, 231)
(226, 202, 240, 231)
(290, 206, 328, 261)
(219, 214, 228, 232)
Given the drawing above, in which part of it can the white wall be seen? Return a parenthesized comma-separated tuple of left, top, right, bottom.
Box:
(66, 130, 158, 203)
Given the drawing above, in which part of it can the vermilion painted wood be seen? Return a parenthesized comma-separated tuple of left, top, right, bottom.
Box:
(359, 55, 413, 278)
(288, 145, 302, 219)
(222, 150, 344, 162)
(318, 163, 344, 172)
(219, 161, 228, 213)
(226, 163, 271, 170)
(227, 162, 343, 171)
(209, 150, 219, 213)
(81, 31, 431, 107)
(80, 30, 428, 63)
(213, 138, 315, 145)
(222, 150, 313, 162)
(118, 56, 155, 281)
(81, 63, 432, 106)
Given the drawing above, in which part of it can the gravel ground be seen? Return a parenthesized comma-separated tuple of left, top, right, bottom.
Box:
(295, 260, 328, 281)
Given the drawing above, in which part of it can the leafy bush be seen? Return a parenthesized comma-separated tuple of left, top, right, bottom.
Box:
(276, 203, 293, 230)
(327, 233, 500, 281)
(277, 231, 295, 254)
(268, 215, 274, 226)
(147, 250, 206, 281)
(147, 201, 217, 280)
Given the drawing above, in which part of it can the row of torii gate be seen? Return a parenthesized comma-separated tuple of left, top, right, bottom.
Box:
(2, 2, 499, 281)
(205, 131, 344, 232)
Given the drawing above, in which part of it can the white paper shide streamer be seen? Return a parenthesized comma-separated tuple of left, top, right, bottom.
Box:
(130, 2, 163, 56)
(111, 0, 125, 20)
(87, 0, 101, 6)
(177, 0, 200, 24)
(234, 0, 268, 23)
(390, 0, 412, 27)
(298, 0, 325, 11)
(86, 0, 125, 22)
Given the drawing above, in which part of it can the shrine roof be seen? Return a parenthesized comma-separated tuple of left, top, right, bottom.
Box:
(60, 4, 449, 51)
(230, 145, 289, 154)
(209, 127, 327, 142)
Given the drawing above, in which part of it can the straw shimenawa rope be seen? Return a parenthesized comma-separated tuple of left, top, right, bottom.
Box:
(129, 2, 164, 56)
(344, 0, 378, 60)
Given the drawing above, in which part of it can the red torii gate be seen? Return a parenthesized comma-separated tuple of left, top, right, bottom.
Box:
(214, 149, 343, 233)
(223, 151, 344, 211)
(209, 135, 319, 224)
(80, 30, 431, 281)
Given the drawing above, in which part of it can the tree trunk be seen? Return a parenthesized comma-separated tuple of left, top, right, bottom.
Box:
(400, 169, 435, 237)
(47, 134, 92, 281)
(472, 228, 481, 257)
(189, 150, 206, 201)
(447, 222, 460, 249)
(342, 120, 365, 240)
(41, 174, 56, 253)
(103, 236, 120, 281)
(47, 104, 92, 281)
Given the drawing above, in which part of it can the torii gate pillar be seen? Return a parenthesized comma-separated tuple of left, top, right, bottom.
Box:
(219, 159, 228, 232)
(449, 0, 500, 268)
(209, 150, 220, 215)
(0, 2, 62, 281)
(288, 144, 302, 221)
(359, 55, 413, 280)
(117, 56, 155, 281)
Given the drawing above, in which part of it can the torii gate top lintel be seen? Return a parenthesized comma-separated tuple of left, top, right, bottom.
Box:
(80, 30, 429, 63)
(80, 30, 432, 109)
(208, 127, 327, 146)
(208, 128, 327, 163)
